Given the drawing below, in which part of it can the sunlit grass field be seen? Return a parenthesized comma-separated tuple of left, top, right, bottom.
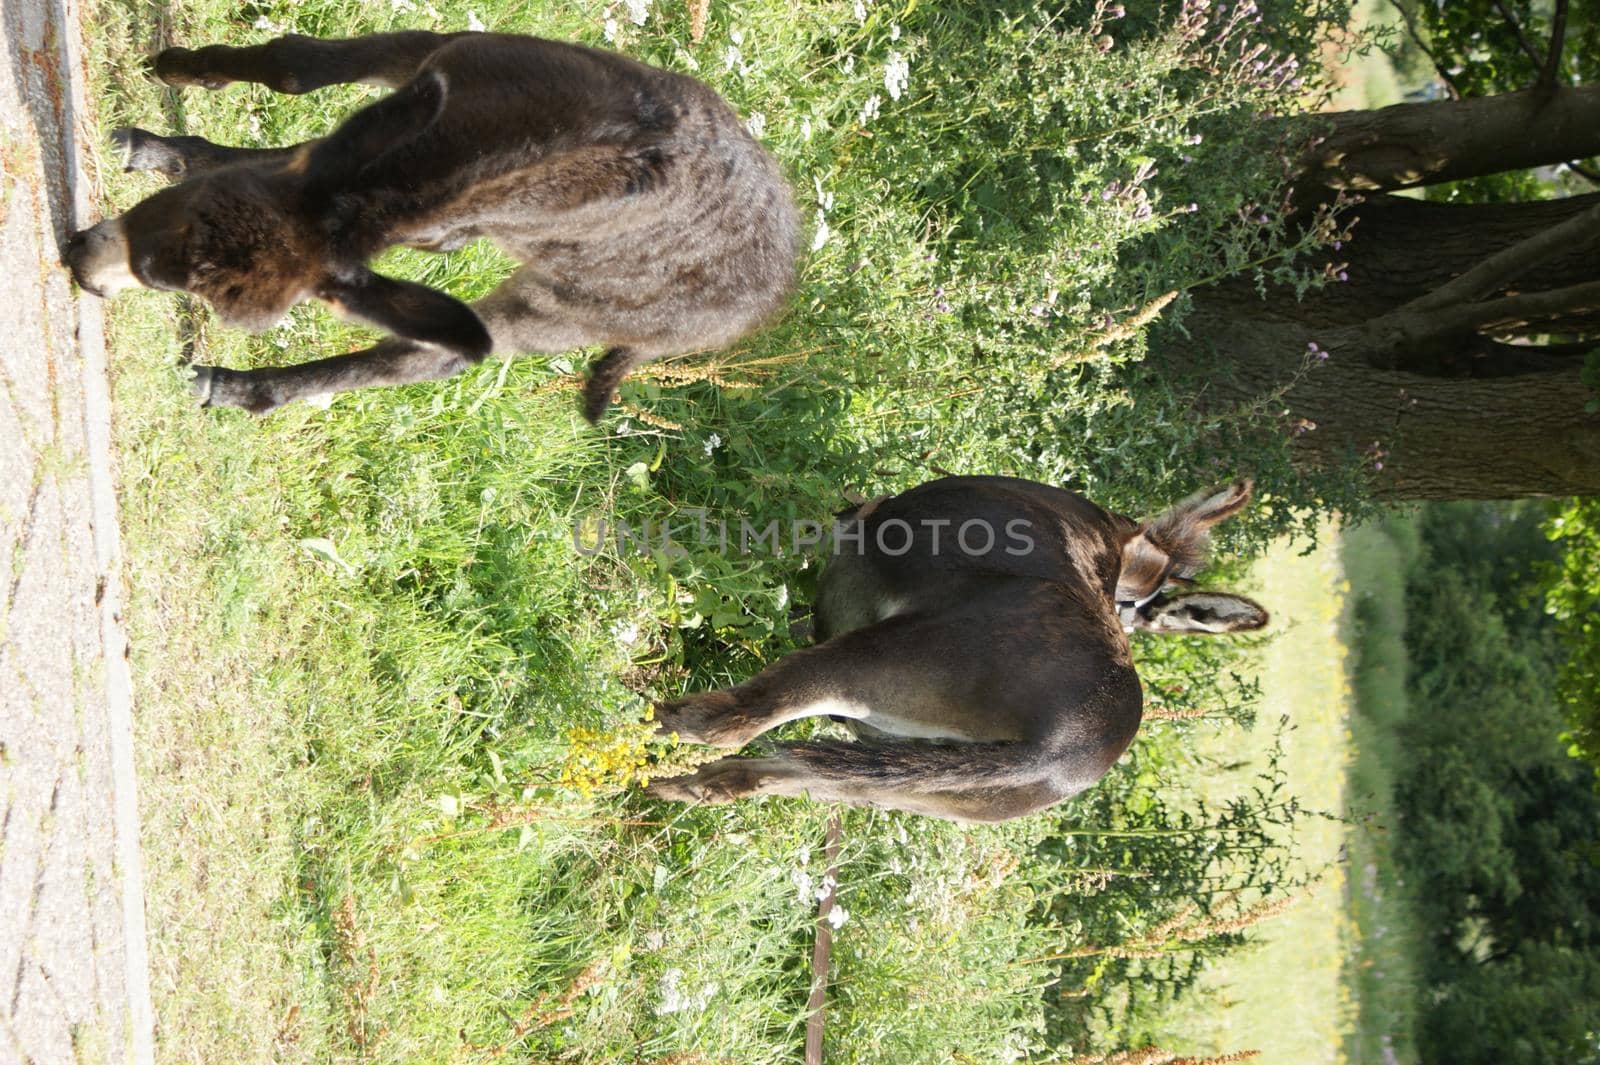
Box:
(1138, 529, 1353, 1065)
(80, 0, 1379, 1061)
(84, 1, 1074, 1060)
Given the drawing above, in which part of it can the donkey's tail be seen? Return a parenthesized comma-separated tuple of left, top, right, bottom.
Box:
(777, 739, 1046, 792)
(582, 346, 648, 422)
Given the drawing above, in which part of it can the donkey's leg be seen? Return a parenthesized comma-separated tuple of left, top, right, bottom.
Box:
(646, 742, 1062, 823)
(111, 127, 307, 180)
(153, 31, 456, 94)
(653, 612, 1010, 750)
(194, 338, 480, 413)
(193, 272, 598, 412)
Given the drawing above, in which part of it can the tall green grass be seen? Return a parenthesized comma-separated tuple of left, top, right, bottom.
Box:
(80, 0, 1343, 1060)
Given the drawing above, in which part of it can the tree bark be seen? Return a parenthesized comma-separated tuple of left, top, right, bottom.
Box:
(1160, 192, 1600, 499)
(1163, 299, 1600, 499)
(1299, 84, 1600, 192)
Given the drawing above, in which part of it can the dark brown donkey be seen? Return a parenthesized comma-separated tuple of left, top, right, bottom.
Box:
(646, 476, 1269, 822)
(65, 32, 799, 418)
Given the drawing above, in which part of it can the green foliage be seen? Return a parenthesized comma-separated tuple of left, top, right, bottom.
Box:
(1543, 498, 1600, 767)
(1387, 504, 1600, 1065)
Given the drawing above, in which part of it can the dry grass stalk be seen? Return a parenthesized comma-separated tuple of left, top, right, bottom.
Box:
(1049, 290, 1178, 368)
(1028, 884, 1313, 964)
(527, 348, 813, 408)
(1141, 704, 1215, 721)
(332, 895, 384, 1055)
(687, 0, 711, 42)
(459, 958, 609, 1058)
(1053, 1049, 1260, 1065)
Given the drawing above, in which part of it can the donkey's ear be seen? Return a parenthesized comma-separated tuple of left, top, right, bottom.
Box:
(1176, 479, 1254, 529)
(305, 69, 449, 192)
(319, 269, 492, 361)
(1132, 591, 1269, 636)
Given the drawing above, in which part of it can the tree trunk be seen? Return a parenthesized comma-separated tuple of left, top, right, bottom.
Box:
(1160, 199, 1600, 499)
(1300, 85, 1600, 192)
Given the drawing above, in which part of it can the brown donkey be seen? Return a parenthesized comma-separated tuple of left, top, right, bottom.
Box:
(65, 32, 799, 418)
(647, 476, 1268, 822)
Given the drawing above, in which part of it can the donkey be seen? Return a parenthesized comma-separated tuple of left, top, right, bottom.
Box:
(64, 32, 799, 419)
(646, 476, 1269, 822)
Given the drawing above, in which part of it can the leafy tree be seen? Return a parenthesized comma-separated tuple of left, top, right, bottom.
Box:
(1542, 498, 1600, 764)
(1391, 504, 1600, 1063)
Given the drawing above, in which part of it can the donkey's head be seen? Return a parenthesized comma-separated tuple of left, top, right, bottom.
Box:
(63, 69, 491, 360)
(1115, 480, 1269, 636)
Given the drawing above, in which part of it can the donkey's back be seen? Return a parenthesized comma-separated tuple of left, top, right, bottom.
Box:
(68, 31, 799, 418)
(648, 477, 1270, 822)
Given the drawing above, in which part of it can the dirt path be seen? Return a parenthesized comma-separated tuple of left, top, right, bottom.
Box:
(0, 0, 155, 1061)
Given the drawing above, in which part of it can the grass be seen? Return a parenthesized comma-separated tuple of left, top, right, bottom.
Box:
(73, 0, 1368, 1061)
(1337, 515, 1423, 1065)
(84, 2, 1069, 1061)
(1136, 527, 1353, 1065)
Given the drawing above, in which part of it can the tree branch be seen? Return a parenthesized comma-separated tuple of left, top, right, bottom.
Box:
(1389, 0, 1463, 99)
(1540, 0, 1570, 96)
(1392, 337, 1598, 378)
(1406, 202, 1600, 313)
(1492, 0, 1547, 72)
(1435, 279, 1600, 334)
(1568, 160, 1600, 185)
(1300, 85, 1600, 193)
(1491, 0, 1568, 96)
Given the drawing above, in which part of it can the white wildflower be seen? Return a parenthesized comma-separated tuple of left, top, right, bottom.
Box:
(811, 211, 830, 251)
(466, 10, 485, 31)
(889, 21, 901, 40)
(858, 93, 881, 124)
(722, 44, 747, 76)
(884, 51, 909, 100)
(703, 432, 723, 455)
(603, 16, 619, 42)
(843, 55, 855, 74)
(790, 866, 814, 904)
(625, 0, 651, 25)
(800, 117, 813, 140)
(826, 904, 849, 929)
(853, 0, 867, 20)
(252, 14, 283, 31)
(813, 176, 835, 211)
(745, 113, 765, 138)
(612, 619, 639, 646)
(656, 969, 718, 1015)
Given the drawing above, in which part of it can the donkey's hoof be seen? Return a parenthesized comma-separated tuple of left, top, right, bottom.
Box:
(188, 364, 215, 407)
(654, 691, 749, 749)
(645, 762, 755, 804)
(151, 46, 231, 89)
(112, 127, 183, 177)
